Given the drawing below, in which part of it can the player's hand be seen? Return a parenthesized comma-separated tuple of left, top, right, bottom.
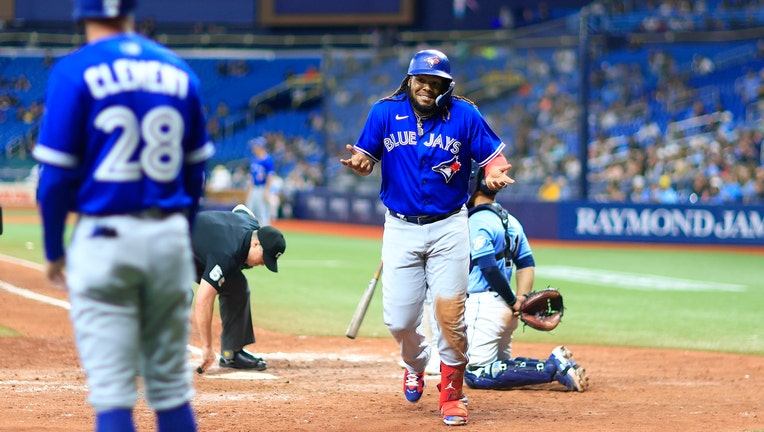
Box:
(485, 163, 514, 191)
(198, 346, 217, 374)
(46, 257, 67, 290)
(340, 144, 374, 176)
(511, 294, 527, 315)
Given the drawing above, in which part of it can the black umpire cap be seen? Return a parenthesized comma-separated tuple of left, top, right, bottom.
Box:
(258, 226, 286, 272)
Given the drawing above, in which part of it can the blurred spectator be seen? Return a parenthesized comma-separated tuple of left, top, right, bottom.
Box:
(139, 17, 155, 38)
(538, 176, 562, 201)
(215, 101, 230, 119)
(231, 164, 250, 190)
(268, 174, 285, 220)
(597, 179, 626, 202)
(43, 50, 55, 68)
(702, 176, 725, 204)
(739, 165, 758, 203)
(14, 75, 30, 92)
(652, 174, 680, 203)
(206, 116, 222, 141)
(491, 6, 514, 29)
(687, 172, 710, 204)
(736, 68, 762, 104)
(629, 175, 650, 202)
(719, 169, 743, 202)
(207, 164, 233, 192)
(691, 54, 714, 75)
(751, 166, 764, 204)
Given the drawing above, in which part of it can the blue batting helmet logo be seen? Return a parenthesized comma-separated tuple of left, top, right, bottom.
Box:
(424, 56, 440, 68)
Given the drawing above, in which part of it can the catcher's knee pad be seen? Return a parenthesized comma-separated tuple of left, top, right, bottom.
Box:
(464, 359, 555, 390)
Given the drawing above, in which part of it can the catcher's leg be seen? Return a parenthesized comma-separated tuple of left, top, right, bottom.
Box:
(549, 346, 589, 392)
(464, 357, 556, 389)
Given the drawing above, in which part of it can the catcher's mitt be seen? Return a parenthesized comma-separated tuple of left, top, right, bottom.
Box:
(519, 287, 564, 331)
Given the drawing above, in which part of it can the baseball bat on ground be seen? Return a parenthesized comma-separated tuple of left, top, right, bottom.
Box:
(346, 261, 383, 339)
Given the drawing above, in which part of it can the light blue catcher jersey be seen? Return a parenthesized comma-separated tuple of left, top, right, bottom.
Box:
(33, 33, 214, 215)
(354, 94, 505, 216)
(468, 205, 533, 294)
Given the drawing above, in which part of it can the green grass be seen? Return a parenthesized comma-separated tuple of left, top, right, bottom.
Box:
(1, 208, 762, 355)
(0, 325, 22, 337)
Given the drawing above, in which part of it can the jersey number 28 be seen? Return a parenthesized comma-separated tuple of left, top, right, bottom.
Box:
(93, 105, 184, 183)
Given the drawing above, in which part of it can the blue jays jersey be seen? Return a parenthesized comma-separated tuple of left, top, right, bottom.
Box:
(468, 204, 533, 294)
(33, 33, 214, 260)
(354, 94, 505, 215)
(249, 154, 275, 187)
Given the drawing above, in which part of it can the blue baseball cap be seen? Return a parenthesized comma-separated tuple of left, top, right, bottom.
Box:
(407, 49, 453, 81)
(249, 136, 266, 148)
(73, 0, 137, 21)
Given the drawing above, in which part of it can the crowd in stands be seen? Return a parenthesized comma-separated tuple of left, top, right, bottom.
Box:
(483, 39, 764, 205)
(0, 72, 43, 159)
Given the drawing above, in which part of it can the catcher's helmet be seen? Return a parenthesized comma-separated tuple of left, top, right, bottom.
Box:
(407, 49, 453, 80)
(471, 165, 496, 196)
(73, 0, 137, 21)
(467, 164, 497, 208)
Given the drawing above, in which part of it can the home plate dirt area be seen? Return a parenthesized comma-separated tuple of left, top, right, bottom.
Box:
(0, 219, 762, 431)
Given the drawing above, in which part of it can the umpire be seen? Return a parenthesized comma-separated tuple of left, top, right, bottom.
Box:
(192, 204, 286, 373)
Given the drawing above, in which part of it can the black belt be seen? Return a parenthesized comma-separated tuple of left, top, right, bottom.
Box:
(388, 208, 461, 225)
(129, 207, 180, 219)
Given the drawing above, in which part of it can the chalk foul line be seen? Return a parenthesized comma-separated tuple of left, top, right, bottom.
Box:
(537, 266, 746, 292)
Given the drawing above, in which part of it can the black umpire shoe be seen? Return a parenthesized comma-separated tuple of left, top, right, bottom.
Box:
(219, 349, 267, 371)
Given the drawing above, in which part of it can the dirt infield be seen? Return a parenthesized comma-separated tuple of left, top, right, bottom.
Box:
(1, 219, 763, 431)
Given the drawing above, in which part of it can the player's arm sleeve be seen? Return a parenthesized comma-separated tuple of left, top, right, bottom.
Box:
(36, 165, 78, 261)
(511, 223, 535, 270)
(33, 68, 85, 262)
(476, 254, 517, 306)
(354, 101, 386, 163)
(469, 107, 506, 166)
(200, 254, 238, 290)
(484, 152, 508, 172)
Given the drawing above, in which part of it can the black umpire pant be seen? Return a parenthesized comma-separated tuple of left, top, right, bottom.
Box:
(217, 270, 256, 359)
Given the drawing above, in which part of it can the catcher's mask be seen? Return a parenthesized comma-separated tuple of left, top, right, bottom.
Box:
(74, 0, 137, 21)
(467, 164, 498, 208)
(407, 49, 455, 108)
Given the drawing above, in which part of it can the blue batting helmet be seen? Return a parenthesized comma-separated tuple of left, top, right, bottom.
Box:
(407, 49, 453, 80)
(73, 0, 137, 21)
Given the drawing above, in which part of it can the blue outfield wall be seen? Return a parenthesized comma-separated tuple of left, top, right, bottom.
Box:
(292, 189, 764, 246)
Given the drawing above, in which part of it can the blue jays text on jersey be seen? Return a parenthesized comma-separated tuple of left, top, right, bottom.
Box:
(354, 94, 505, 216)
(33, 33, 214, 261)
(383, 131, 462, 155)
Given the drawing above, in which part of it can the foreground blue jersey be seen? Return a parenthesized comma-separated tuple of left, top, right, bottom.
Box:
(33, 33, 214, 260)
(354, 94, 504, 216)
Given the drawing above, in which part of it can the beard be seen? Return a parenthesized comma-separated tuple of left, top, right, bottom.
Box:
(407, 86, 438, 115)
